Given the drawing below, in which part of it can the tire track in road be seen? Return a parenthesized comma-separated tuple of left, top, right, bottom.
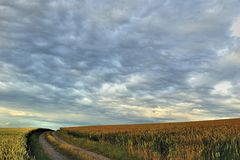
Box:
(52, 132, 111, 160)
(39, 132, 69, 160)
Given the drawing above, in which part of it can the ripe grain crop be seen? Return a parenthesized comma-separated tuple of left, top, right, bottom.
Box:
(59, 118, 240, 160)
(0, 128, 34, 160)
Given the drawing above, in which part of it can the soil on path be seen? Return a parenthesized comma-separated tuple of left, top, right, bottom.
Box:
(39, 132, 111, 160)
(39, 132, 69, 160)
(52, 132, 111, 160)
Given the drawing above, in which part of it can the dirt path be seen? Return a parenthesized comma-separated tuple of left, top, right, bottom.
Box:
(52, 132, 111, 160)
(39, 132, 69, 160)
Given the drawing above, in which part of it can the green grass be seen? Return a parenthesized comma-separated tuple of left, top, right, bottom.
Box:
(46, 132, 94, 160)
(27, 129, 52, 160)
(56, 131, 142, 160)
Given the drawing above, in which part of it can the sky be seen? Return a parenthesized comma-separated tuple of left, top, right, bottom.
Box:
(0, 0, 240, 129)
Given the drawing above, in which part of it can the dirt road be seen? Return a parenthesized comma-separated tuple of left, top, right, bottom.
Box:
(52, 132, 111, 160)
(39, 132, 69, 160)
(39, 132, 111, 160)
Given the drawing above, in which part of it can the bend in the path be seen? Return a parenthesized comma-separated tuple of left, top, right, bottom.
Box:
(39, 132, 70, 160)
(52, 132, 111, 160)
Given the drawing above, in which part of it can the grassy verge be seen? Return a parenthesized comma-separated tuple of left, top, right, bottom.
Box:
(45, 132, 94, 160)
(55, 131, 142, 160)
(27, 129, 52, 160)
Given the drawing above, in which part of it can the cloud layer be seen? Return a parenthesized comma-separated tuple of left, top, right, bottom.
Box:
(0, 0, 240, 128)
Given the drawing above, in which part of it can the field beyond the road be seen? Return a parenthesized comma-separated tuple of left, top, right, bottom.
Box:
(59, 118, 240, 160)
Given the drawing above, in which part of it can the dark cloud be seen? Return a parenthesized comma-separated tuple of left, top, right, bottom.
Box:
(0, 0, 240, 128)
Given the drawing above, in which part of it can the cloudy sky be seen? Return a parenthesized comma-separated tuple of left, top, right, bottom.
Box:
(0, 0, 240, 128)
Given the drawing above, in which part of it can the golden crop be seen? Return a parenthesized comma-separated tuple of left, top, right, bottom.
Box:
(61, 118, 240, 160)
(0, 128, 34, 160)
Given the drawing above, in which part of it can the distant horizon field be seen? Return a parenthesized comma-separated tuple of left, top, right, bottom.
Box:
(0, 117, 239, 129)
(61, 117, 240, 128)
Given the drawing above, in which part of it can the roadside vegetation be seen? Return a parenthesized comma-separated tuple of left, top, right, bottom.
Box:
(0, 128, 34, 160)
(45, 131, 95, 160)
(54, 131, 141, 160)
(59, 118, 240, 160)
(27, 129, 52, 160)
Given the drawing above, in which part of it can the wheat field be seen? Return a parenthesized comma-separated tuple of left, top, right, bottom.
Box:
(0, 128, 33, 160)
(60, 118, 240, 160)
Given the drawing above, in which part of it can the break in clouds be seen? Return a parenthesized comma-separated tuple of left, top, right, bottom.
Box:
(0, 0, 240, 128)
